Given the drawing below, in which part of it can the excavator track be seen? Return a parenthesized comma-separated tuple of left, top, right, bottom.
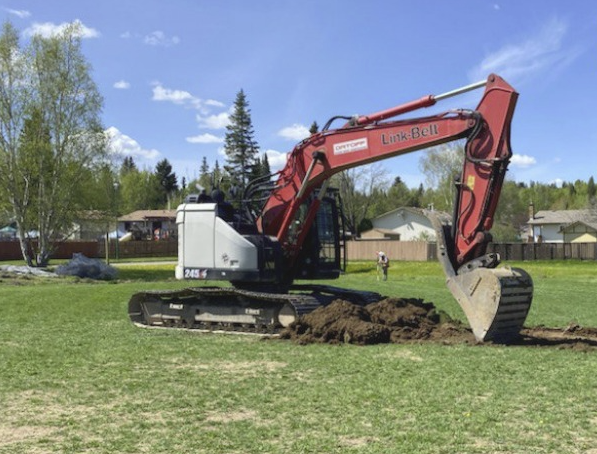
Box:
(128, 285, 382, 335)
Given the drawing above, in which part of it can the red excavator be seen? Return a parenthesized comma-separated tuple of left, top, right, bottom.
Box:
(129, 74, 533, 343)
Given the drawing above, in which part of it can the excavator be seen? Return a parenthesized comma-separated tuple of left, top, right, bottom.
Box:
(129, 74, 533, 343)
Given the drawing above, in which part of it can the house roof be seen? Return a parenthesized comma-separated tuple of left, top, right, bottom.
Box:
(528, 209, 597, 225)
(559, 220, 597, 233)
(373, 206, 451, 222)
(361, 228, 401, 237)
(118, 210, 177, 222)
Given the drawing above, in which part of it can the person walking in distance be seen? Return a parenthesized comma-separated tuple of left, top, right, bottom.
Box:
(377, 251, 389, 281)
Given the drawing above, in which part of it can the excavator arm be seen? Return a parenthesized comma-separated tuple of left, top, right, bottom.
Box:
(257, 74, 533, 342)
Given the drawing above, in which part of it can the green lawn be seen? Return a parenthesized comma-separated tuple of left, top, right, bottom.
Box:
(1, 260, 597, 453)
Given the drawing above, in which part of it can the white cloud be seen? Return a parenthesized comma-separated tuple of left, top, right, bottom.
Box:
(510, 154, 537, 168)
(264, 149, 288, 170)
(5, 8, 31, 18)
(151, 82, 225, 117)
(24, 20, 100, 39)
(152, 83, 196, 105)
(113, 80, 130, 89)
(106, 126, 160, 162)
(469, 16, 577, 84)
(550, 178, 564, 188)
(205, 99, 226, 108)
(186, 133, 224, 144)
(278, 124, 310, 141)
(197, 112, 230, 129)
(144, 31, 180, 47)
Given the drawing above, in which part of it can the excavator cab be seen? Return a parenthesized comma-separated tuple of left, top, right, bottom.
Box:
(293, 192, 344, 281)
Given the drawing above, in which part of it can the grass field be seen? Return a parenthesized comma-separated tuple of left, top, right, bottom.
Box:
(1, 260, 597, 453)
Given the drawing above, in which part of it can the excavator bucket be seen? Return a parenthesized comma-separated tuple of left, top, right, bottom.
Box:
(426, 210, 533, 343)
(446, 266, 533, 342)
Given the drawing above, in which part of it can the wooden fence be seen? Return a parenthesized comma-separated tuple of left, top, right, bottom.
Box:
(487, 242, 597, 261)
(0, 239, 177, 261)
(346, 240, 437, 262)
(347, 240, 597, 262)
(0, 240, 99, 261)
(98, 239, 177, 259)
(2, 238, 596, 263)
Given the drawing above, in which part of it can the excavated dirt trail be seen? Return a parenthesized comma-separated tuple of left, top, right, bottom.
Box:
(280, 298, 597, 352)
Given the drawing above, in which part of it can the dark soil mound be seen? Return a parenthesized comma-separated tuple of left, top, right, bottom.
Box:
(280, 298, 473, 345)
(280, 298, 597, 351)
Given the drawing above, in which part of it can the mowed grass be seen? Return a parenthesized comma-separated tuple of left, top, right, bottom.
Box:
(1, 260, 597, 453)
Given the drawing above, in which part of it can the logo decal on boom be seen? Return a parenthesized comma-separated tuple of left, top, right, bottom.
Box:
(333, 138, 368, 155)
(381, 124, 439, 145)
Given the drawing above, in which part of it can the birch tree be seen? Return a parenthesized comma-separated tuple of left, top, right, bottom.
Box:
(0, 21, 106, 266)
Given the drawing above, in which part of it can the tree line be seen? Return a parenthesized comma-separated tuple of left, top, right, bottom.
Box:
(1, 19, 594, 267)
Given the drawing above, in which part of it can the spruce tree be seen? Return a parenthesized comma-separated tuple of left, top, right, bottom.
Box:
(198, 156, 211, 190)
(262, 153, 271, 177)
(223, 89, 259, 198)
(120, 156, 137, 176)
(155, 158, 178, 207)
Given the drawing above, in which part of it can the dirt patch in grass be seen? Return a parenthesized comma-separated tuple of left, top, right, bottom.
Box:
(280, 298, 597, 351)
(205, 409, 259, 424)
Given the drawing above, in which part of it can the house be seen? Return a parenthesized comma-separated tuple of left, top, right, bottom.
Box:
(527, 209, 597, 243)
(70, 211, 113, 240)
(118, 209, 177, 240)
(363, 207, 450, 241)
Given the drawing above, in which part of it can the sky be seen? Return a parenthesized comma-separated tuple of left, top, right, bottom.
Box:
(3, 0, 597, 190)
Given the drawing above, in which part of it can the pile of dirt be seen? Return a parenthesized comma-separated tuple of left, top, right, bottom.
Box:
(280, 298, 597, 351)
(280, 298, 474, 345)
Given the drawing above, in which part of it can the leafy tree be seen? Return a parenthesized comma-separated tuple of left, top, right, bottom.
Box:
(0, 21, 106, 266)
(309, 121, 319, 134)
(418, 143, 463, 212)
(332, 163, 389, 236)
(492, 179, 528, 241)
(223, 89, 259, 200)
(588, 176, 596, 207)
(387, 176, 419, 208)
(119, 168, 162, 213)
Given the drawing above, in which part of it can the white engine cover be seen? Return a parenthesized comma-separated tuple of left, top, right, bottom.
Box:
(175, 203, 258, 279)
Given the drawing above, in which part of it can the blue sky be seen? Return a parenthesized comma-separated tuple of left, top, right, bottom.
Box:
(4, 1, 597, 189)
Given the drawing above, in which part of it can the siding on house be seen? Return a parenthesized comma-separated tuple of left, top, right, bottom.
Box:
(367, 207, 449, 241)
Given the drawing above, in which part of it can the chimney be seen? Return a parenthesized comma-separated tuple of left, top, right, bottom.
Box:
(528, 201, 535, 220)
